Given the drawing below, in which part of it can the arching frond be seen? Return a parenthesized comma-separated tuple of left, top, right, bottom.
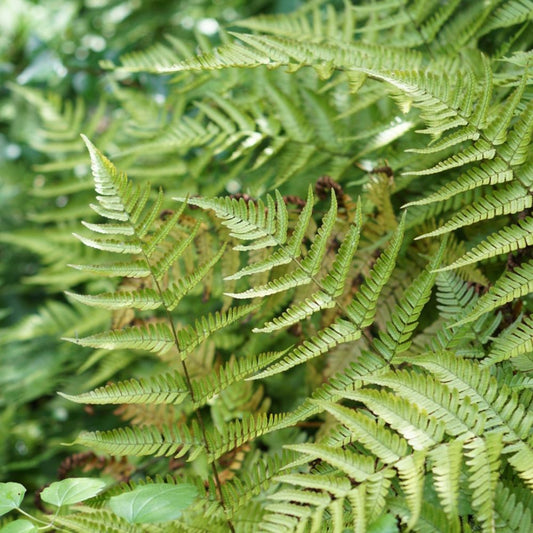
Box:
(453, 260, 533, 326)
(485, 315, 533, 366)
(73, 422, 204, 459)
(435, 216, 533, 271)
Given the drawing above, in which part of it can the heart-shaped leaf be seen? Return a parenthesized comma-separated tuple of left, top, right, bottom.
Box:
(109, 483, 198, 524)
(0, 483, 26, 517)
(0, 519, 38, 533)
(40, 478, 106, 507)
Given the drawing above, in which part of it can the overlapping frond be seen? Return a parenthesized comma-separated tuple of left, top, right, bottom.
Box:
(453, 259, 533, 326)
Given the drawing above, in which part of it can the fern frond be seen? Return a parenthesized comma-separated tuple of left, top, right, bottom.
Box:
(254, 211, 361, 332)
(64, 322, 174, 353)
(402, 159, 513, 208)
(494, 482, 533, 533)
(481, 0, 533, 35)
(314, 400, 409, 464)
(436, 217, 533, 271)
(68, 259, 151, 278)
(237, 1, 354, 44)
(60, 371, 189, 406)
(228, 190, 337, 299)
(465, 432, 504, 533)
(452, 259, 533, 326)
(345, 213, 405, 328)
(341, 388, 446, 450)
(227, 189, 314, 281)
(396, 450, 426, 529)
(410, 352, 532, 441)
(222, 450, 298, 518)
(367, 369, 484, 438)
(73, 421, 203, 459)
(410, 352, 533, 487)
(429, 440, 463, 525)
(286, 443, 376, 483)
(178, 189, 289, 251)
(174, 304, 260, 359)
(373, 238, 445, 359)
(52, 508, 138, 533)
(484, 315, 533, 366)
(415, 183, 531, 239)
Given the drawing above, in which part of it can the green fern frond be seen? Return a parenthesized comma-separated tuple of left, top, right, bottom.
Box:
(224, 189, 313, 281)
(345, 213, 405, 328)
(433, 270, 478, 321)
(452, 260, 533, 326)
(373, 238, 445, 359)
(222, 450, 298, 517)
(402, 159, 513, 208)
(178, 189, 289, 251)
(465, 432, 504, 533)
(174, 304, 261, 358)
(395, 450, 426, 529)
(410, 352, 533, 441)
(415, 183, 531, 240)
(65, 350, 283, 410)
(251, 317, 362, 380)
(73, 422, 203, 459)
(484, 315, 533, 366)
(68, 259, 151, 278)
(254, 211, 361, 333)
(207, 412, 290, 461)
(249, 215, 404, 379)
(435, 217, 533, 271)
(237, 1, 354, 44)
(64, 322, 174, 353)
(410, 352, 533, 487)
(494, 482, 533, 533)
(314, 400, 409, 464)
(52, 508, 138, 533)
(481, 0, 533, 35)
(285, 443, 375, 483)
(341, 388, 446, 450)
(429, 440, 463, 525)
(367, 369, 484, 438)
(59, 371, 189, 406)
(227, 190, 338, 299)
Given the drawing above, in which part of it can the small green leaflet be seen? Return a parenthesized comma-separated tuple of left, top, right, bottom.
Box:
(109, 483, 198, 524)
(40, 478, 106, 507)
(0, 483, 26, 517)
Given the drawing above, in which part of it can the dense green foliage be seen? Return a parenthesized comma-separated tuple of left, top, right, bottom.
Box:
(1, 0, 532, 531)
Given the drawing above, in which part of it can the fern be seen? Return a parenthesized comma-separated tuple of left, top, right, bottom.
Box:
(3, 1, 533, 531)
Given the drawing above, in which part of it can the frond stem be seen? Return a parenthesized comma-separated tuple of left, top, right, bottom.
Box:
(138, 242, 235, 532)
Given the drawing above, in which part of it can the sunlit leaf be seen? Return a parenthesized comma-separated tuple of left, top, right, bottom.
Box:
(40, 478, 106, 507)
(109, 484, 198, 524)
(0, 483, 26, 517)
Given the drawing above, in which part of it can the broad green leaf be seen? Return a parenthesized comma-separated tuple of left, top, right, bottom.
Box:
(0, 520, 38, 533)
(0, 483, 26, 517)
(109, 484, 198, 524)
(40, 478, 106, 507)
